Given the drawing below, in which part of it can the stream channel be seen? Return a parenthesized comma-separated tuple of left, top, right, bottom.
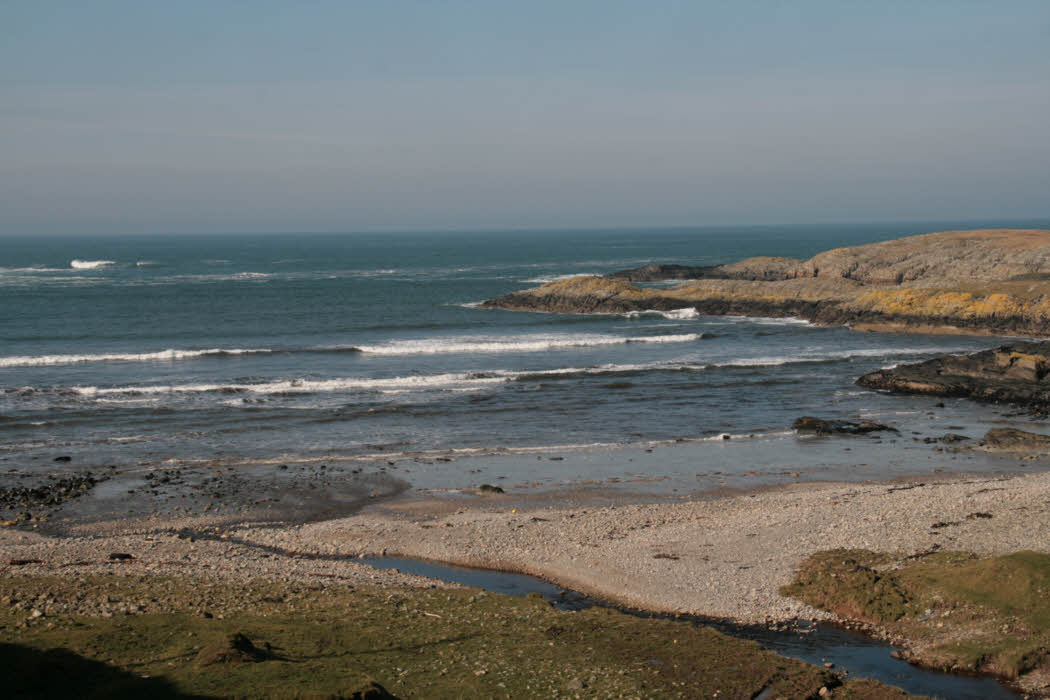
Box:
(362, 556, 1021, 699)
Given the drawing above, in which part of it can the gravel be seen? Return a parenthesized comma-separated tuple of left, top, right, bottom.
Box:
(4, 472, 1050, 624)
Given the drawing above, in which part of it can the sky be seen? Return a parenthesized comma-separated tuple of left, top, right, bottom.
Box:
(1, 1, 1048, 235)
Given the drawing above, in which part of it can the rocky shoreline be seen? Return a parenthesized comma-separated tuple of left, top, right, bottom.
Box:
(6, 465, 1050, 695)
(482, 229, 1050, 336)
(858, 341, 1050, 414)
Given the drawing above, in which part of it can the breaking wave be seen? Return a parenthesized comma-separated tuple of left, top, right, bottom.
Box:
(348, 333, 705, 356)
(70, 259, 115, 269)
(0, 348, 273, 368)
(623, 307, 701, 321)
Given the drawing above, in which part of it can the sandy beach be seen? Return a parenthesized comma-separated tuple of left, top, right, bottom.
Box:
(5, 469, 1049, 626)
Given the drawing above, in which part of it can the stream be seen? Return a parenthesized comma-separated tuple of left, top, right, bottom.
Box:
(361, 556, 1021, 700)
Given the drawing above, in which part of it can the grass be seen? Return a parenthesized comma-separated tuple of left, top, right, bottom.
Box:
(0, 573, 915, 698)
(782, 549, 1050, 682)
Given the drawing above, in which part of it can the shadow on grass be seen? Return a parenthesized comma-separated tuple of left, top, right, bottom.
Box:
(0, 642, 208, 699)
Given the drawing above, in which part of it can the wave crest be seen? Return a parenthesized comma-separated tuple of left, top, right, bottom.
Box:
(351, 333, 705, 356)
(70, 259, 115, 269)
(0, 348, 272, 368)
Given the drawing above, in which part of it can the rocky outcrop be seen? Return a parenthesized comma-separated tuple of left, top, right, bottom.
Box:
(856, 342, 1050, 413)
(604, 263, 724, 281)
(792, 417, 897, 435)
(979, 428, 1050, 452)
(483, 229, 1050, 336)
(605, 257, 803, 282)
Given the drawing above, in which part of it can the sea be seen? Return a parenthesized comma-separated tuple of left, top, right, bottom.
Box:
(4, 220, 1050, 497)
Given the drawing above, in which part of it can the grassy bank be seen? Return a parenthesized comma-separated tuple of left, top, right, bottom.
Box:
(782, 549, 1050, 693)
(0, 574, 911, 698)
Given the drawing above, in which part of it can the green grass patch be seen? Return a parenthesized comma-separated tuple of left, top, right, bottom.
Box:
(783, 549, 1050, 681)
(0, 574, 914, 698)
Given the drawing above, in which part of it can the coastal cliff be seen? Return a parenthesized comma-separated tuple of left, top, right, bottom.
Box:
(483, 229, 1050, 336)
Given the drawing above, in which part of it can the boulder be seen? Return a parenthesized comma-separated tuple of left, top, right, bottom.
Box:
(979, 428, 1050, 452)
(793, 417, 896, 435)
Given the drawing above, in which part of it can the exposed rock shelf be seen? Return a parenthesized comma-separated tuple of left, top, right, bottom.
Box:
(482, 229, 1050, 336)
(856, 341, 1050, 414)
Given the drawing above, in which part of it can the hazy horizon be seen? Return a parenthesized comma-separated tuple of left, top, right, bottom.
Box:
(3, 1, 1048, 236)
(5, 216, 1050, 240)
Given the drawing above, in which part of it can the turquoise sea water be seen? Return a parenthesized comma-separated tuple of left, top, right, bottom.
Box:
(3, 220, 1050, 490)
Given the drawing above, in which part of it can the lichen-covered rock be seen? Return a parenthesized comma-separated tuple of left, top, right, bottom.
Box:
(484, 229, 1050, 336)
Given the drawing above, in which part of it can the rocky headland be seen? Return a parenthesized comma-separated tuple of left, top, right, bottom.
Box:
(857, 341, 1050, 414)
(483, 229, 1050, 336)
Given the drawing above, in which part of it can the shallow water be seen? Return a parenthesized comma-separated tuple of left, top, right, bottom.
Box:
(362, 556, 1021, 699)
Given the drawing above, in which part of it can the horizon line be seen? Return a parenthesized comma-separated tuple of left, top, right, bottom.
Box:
(4, 215, 1050, 239)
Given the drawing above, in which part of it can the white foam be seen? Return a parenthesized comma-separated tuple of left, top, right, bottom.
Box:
(232, 272, 270, 279)
(0, 266, 67, 273)
(69, 361, 709, 398)
(70, 259, 115, 269)
(73, 372, 509, 397)
(0, 347, 271, 368)
(521, 273, 597, 283)
(624, 307, 701, 321)
(714, 347, 956, 368)
(352, 333, 704, 356)
(721, 315, 814, 326)
(135, 260, 159, 267)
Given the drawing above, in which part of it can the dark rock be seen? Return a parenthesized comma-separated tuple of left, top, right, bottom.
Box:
(0, 475, 100, 518)
(605, 263, 725, 282)
(857, 342, 1050, 415)
(8, 558, 43, 566)
(979, 428, 1050, 452)
(477, 484, 505, 494)
(793, 417, 896, 435)
(52, 456, 72, 463)
(108, 553, 135, 561)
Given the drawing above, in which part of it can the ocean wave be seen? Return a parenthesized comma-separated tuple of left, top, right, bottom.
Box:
(70, 259, 115, 269)
(72, 372, 511, 397)
(720, 315, 814, 326)
(0, 266, 68, 273)
(135, 260, 159, 267)
(623, 307, 700, 321)
(521, 273, 597, 283)
(350, 333, 705, 356)
(0, 347, 272, 368)
(66, 362, 713, 399)
(716, 347, 956, 368)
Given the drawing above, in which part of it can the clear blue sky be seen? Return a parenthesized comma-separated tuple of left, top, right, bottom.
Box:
(2, 1, 1048, 234)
